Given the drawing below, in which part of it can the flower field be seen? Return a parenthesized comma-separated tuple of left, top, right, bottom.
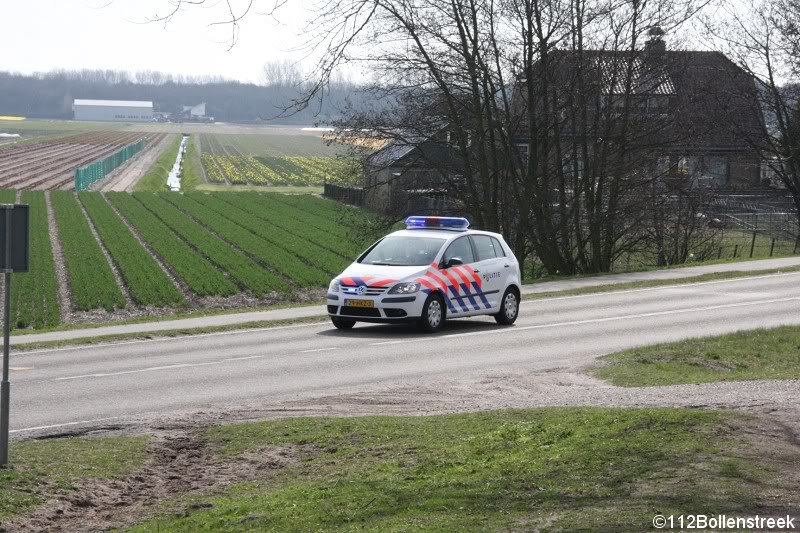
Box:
(0, 188, 374, 330)
(198, 133, 361, 187)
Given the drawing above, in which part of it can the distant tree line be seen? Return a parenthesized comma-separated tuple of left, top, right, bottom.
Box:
(0, 66, 367, 124)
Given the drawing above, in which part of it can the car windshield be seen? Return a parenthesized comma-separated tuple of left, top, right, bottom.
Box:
(359, 236, 446, 266)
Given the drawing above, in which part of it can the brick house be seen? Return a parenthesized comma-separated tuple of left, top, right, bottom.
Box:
(510, 30, 768, 189)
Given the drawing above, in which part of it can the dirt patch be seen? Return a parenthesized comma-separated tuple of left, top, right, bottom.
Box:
(1, 430, 299, 533)
(44, 192, 73, 321)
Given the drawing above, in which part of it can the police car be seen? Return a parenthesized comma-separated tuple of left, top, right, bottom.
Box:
(327, 216, 522, 332)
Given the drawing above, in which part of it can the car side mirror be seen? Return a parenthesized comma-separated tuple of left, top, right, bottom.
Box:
(445, 257, 464, 268)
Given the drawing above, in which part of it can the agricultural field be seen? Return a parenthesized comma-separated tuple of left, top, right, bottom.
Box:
(0, 188, 374, 331)
(0, 131, 167, 190)
(198, 133, 362, 187)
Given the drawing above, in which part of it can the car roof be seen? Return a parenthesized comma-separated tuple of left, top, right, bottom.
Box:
(388, 228, 503, 240)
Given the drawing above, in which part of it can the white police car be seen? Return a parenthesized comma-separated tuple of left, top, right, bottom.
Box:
(327, 216, 522, 332)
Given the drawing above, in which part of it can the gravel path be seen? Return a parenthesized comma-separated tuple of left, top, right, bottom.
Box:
(93, 134, 175, 192)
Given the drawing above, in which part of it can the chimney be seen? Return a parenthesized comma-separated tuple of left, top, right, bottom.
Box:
(645, 26, 666, 58)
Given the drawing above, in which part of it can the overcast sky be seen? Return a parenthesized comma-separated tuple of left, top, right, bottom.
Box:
(1, 0, 317, 83)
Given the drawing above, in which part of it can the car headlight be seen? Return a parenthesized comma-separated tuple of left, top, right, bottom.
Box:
(329, 280, 340, 293)
(388, 282, 420, 294)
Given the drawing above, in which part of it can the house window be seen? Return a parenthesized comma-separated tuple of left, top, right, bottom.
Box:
(516, 144, 529, 165)
(647, 96, 670, 113)
(677, 156, 699, 176)
(656, 156, 671, 176)
(703, 156, 728, 187)
(562, 157, 584, 179)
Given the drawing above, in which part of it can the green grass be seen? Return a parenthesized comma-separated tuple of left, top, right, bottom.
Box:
(181, 135, 203, 192)
(128, 408, 774, 532)
(134, 134, 179, 192)
(524, 265, 800, 301)
(50, 191, 125, 311)
(10, 192, 60, 329)
(107, 192, 238, 298)
(196, 184, 323, 194)
(0, 436, 148, 520)
(79, 192, 186, 307)
(594, 325, 800, 387)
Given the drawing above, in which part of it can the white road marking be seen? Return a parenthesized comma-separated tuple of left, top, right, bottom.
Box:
(10, 417, 121, 434)
(48, 347, 336, 382)
(521, 270, 800, 304)
(10, 367, 34, 371)
(52, 356, 266, 381)
(371, 295, 800, 346)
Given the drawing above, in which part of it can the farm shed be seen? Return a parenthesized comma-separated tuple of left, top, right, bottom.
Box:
(73, 99, 154, 122)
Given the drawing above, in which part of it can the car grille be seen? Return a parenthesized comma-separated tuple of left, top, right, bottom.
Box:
(340, 306, 381, 318)
(341, 286, 390, 296)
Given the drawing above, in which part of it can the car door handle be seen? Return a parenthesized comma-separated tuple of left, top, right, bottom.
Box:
(504, 264, 510, 268)
(473, 269, 480, 273)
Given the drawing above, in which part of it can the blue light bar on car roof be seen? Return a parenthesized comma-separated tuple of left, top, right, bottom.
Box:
(405, 216, 470, 231)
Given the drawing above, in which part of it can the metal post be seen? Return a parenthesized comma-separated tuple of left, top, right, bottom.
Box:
(733, 244, 738, 258)
(1, 208, 11, 466)
(770, 238, 776, 257)
(749, 231, 757, 258)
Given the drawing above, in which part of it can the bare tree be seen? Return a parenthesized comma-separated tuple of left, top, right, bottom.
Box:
(261, 59, 304, 87)
(707, 0, 800, 233)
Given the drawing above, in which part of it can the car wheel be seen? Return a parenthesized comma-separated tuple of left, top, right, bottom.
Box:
(331, 316, 356, 330)
(419, 293, 446, 333)
(494, 288, 519, 325)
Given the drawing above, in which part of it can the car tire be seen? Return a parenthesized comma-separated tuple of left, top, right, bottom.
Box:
(494, 287, 519, 325)
(331, 316, 356, 330)
(418, 293, 446, 333)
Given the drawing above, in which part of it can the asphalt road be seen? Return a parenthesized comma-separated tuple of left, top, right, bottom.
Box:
(8, 271, 800, 435)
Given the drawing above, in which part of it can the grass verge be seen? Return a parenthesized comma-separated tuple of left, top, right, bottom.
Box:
(181, 135, 202, 191)
(0, 436, 148, 520)
(128, 408, 787, 531)
(523, 264, 800, 300)
(196, 184, 323, 194)
(594, 325, 800, 387)
(10, 315, 328, 352)
(135, 135, 180, 192)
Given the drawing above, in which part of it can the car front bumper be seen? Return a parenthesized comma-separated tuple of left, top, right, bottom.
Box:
(326, 292, 426, 321)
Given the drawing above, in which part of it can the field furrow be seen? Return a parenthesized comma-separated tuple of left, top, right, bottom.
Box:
(159, 193, 330, 287)
(188, 192, 346, 275)
(133, 193, 289, 296)
(50, 191, 125, 311)
(107, 192, 239, 298)
(80, 193, 187, 307)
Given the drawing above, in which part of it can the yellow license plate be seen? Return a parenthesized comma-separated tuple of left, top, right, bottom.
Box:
(345, 299, 374, 308)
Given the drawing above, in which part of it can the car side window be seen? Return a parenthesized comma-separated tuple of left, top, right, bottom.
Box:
(471, 235, 499, 261)
(491, 237, 506, 257)
(442, 236, 475, 265)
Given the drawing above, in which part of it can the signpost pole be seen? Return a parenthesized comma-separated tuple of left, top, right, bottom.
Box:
(0, 208, 11, 466)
